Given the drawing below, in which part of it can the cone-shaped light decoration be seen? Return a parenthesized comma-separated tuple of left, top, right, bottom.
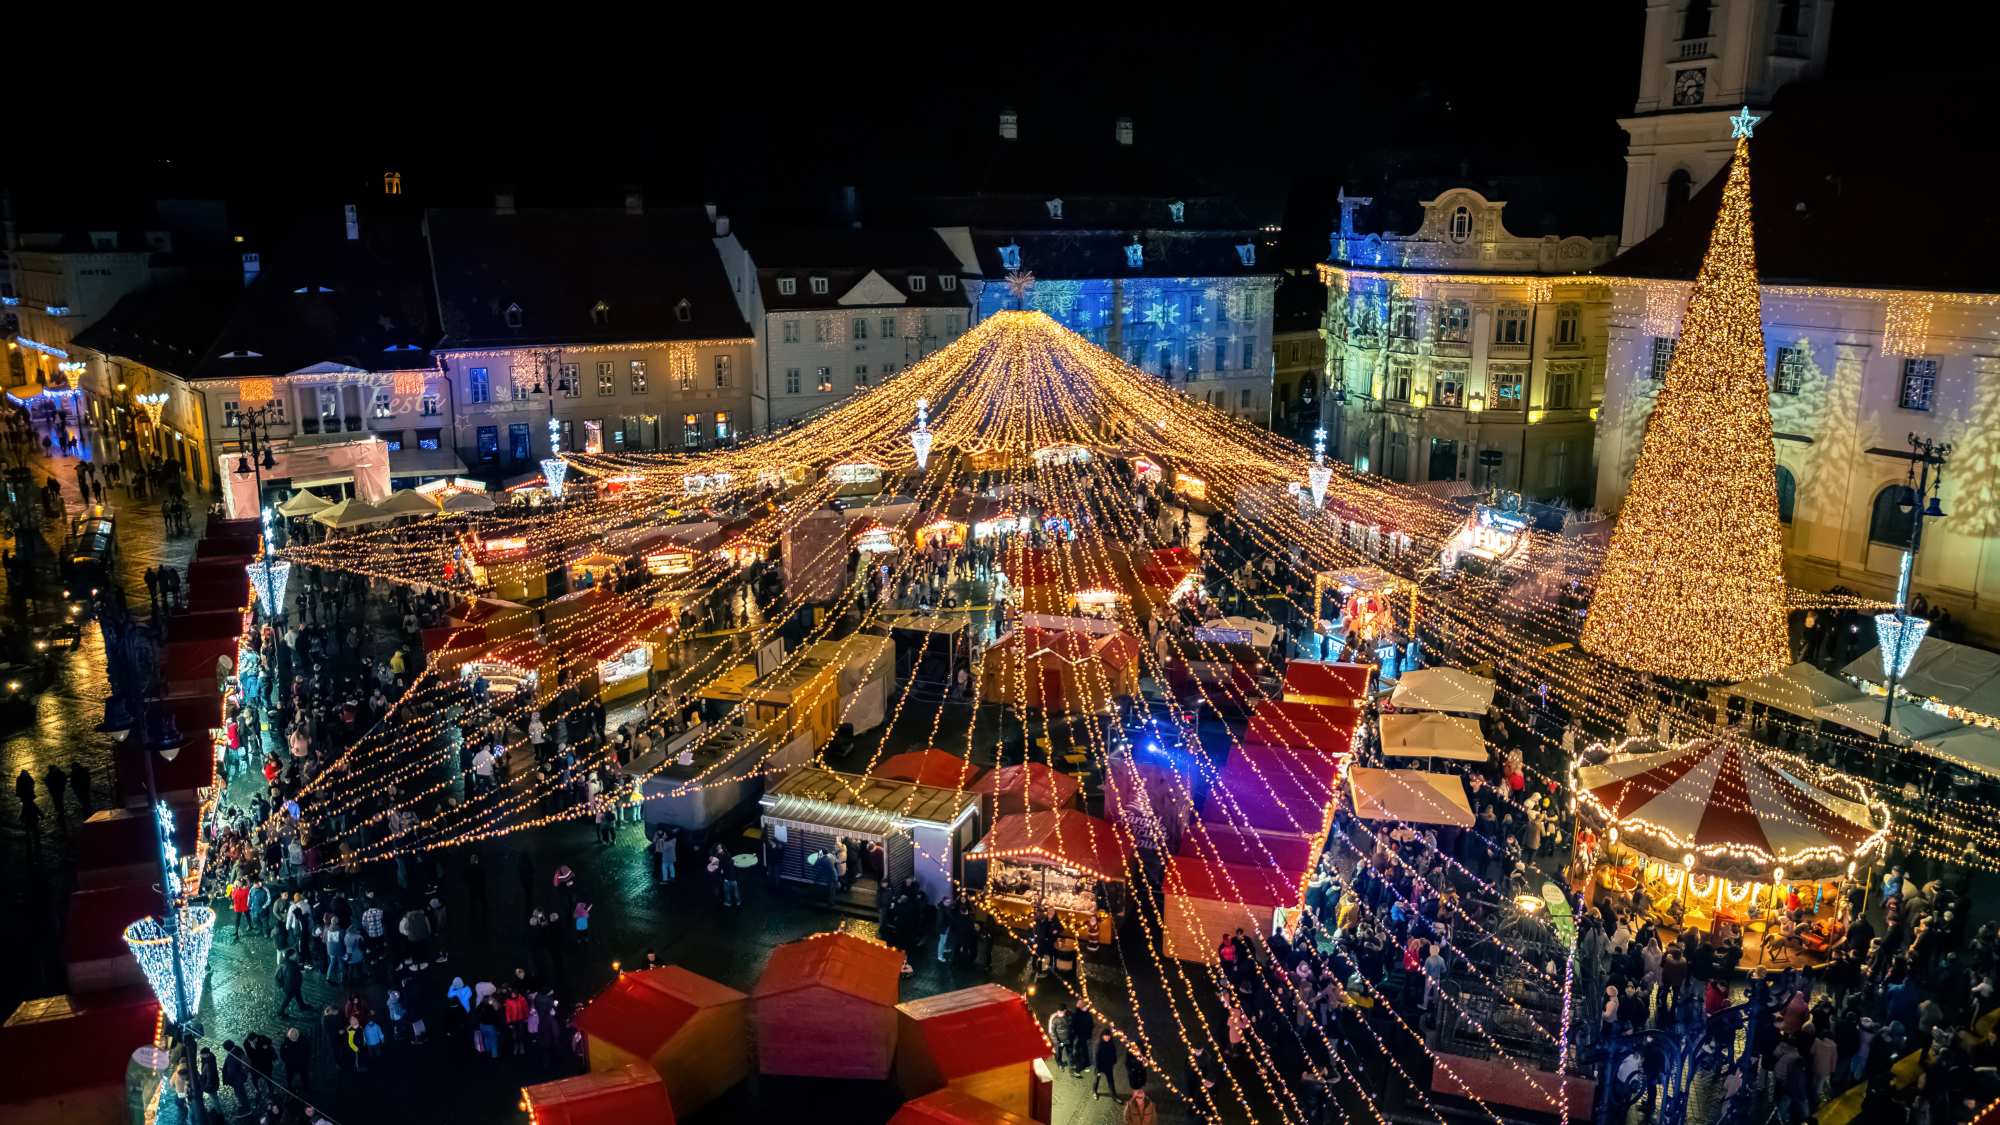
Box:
(910, 397, 934, 470)
(1307, 426, 1331, 506)
(1580, 117, 1792, 681)
(542, 458, 568, 499)
(1874, 614, 1931, 679)
(248, 559, 291, 618)
(122, 905, 216, 1025)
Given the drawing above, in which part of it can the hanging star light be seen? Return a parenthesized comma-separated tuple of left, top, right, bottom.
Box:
(910, 398, 934, 470)
(1730, 105, 1760, 139)
(1005, 271, 1036, 307)
(122, 905, 216, 1025)
(247, 559, 291, 618)
(1579, 128, 1792, 681)
(1307, 427, 1332, 507)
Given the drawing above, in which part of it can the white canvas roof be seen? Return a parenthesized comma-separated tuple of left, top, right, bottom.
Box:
(1390, 667, 1496, 714)
(1712, 661, 1876, 734)
(1846, 635, 2000, 720)
(1378, 711, 1488, 760)
(1347, 767, 1474, 827)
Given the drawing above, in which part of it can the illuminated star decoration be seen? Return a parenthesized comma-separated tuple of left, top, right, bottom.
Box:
(1005, 270, 1036, 308)
(1730, 105, 1759, 139)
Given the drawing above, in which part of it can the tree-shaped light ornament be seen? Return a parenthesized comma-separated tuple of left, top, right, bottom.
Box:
(247, 559, 291, 618)
(544, 417, 566, 497)
(910, 398, 934, 470)
(122, 905, 216, 1025)
(1579, 110, 1792, 681)
(1307, 427, 1332, 507)
(1874, 614, 1931, 678)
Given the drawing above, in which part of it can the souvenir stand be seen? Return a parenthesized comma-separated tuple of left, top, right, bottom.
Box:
(893, 983, 1051, 1115)
(520, 1063, 675, 1125)
(1573, 733, 1889, 946)
(1313, 566, 1416, 645)
(572, 966, 749, 1117)
(1160, 849, 1306, 963)
(460, 530, 548, 602)
(968, 809, 1127, 940)
(760, 767, 982, 904)
(565, 548, 626, 593)
(753, 932, 907, 1080)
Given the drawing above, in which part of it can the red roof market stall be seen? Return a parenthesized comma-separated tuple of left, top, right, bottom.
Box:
(753, 932, 906, 1080)
(194, 535, 258, 560)
(977, 628, 1140, 714)
(1245, 699, 1361, 755)
(966, 762, 1081, 819)
(893, 984, 1051, 1116)
(1284, 660, 1371, 705)
(1206, 740, 1342, 836)
(62, 883, 160, 995)
(1179, 821, 1317, 872)
(185, 559, 252, 613)
(973, 810, 1128, 936)
(572, 966, 749, 1118)
(1161, 851, 1305, 963)
(521, 1063, 675, 1125)
(0, 989, 161, 1125)
(874, 749, 987, 791)
(890, 1088, 1044, 1125)
(162, 611, 248, 695)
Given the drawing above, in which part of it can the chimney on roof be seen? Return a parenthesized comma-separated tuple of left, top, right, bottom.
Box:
(495, 186, 516, 215)
(715, 215, 730, 237)
(242, 252, 260, 288)
(624, 185, 644, 215)
(344, 204, 359, 240)
(704, 202, 717, 222)
(999, 107, 1018, 140)
(1115, 117, 1134, 146)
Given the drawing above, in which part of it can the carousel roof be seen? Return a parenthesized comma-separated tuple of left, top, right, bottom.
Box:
(1576, 734, 1886, 865)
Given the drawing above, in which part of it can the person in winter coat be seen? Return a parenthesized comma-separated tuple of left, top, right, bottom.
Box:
(1092, 1031, 1121, 1097)
(222, 1041, 251, 1110)
(1067, 1001, 1095, 1074)
(1124, 1087, 1159, 1125)
(279, 1028, 312, 1093)
(276, 951, 307, 1017)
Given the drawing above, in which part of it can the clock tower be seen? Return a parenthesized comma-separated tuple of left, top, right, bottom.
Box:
(1616, 0, 1834, 250)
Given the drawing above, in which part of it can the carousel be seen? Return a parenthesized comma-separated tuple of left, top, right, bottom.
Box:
(1573, 731, 1890, 950)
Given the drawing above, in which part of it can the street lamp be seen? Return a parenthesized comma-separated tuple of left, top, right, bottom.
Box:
(1879, 433, 1951, 735)
(232, 403, 288, 625)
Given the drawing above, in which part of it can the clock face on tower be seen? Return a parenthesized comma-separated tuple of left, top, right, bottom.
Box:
(1674, 67, 1707, 106)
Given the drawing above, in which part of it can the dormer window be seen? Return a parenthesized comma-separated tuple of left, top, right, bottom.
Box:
(1449, 206, 1472, 243)
(778, 277, 797, 296)
(1046, 198, 1063, 219)
(591, 300, 610, 325)
(808, 277, 829, 295)
(505, 302, 524, 328)
(908, 275, 927, 292)
(940, 276, 957, 292)
(1168, 202, 1185, 223)
(293, 286, 335, 293)
(998, 243, 1022, 270)
(675, 298, 693, 322)
(90, 231, 117, 250)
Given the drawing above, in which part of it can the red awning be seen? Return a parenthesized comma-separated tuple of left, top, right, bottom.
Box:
(1165, 852, 1304, 910)
(981, 810, 1127, 882)
(1284, 660, 1371, 705)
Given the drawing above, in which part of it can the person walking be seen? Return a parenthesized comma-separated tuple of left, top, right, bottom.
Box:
(1092, 1031, 1121, 1098)
(279, 1028, 311, 1093)
(276, 951, 307, 1018)
(652, 825, 677, 883)
(66, 761, 91, 813)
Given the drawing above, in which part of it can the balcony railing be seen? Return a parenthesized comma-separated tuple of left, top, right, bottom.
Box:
(1676, 37, 1710, 59)
(1773, 33, 1808, 58)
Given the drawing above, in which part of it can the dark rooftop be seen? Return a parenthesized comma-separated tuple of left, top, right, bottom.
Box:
(426, 207, 751, 349)
(71, 283, 245, 377)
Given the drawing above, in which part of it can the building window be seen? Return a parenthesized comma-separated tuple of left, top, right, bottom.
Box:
(1449, 206, 1472, 243)
(1546, 362, 1578, 410)
(683, 413, 701, 446)
(476, 425, 498, 461)
(509, 422, 531, 461)
(678, 357, 694, 391)
(815, 319, 833, 343)
(785, 368, 801, 394)
(715, 355, 733, 388)
(783, 320, 800, 343)
(908, 275, 927, 292)
(1542, 441, 1573, 490)
(1682, 0, 1712, 39)
(468, 367, 490, 404)
(1664, 169, 1694, 226)
(598, 364, 615, 396)
(1775, 464, 1797, 524)
(1242, 337, 1258, 370)
(630, 360, 647, 394)
(1772, 346, 1809, 395)
(420, 393, 440, 416)
(1495, 305, 1531, 345)
(715, 412, 730, 441)
(777, 277, 797, 296)
(1439, 300, 1471, 342)
(1241, 389, 1254, 410)
(559, 419, 574, 452)
(851, 318, 869, 341)
(1388, 301, 1415, 339)
(946, 314, 961, 335)
(509, 372, 529, 402)
(809, 277, 829, 295)
(880, 317, 895, 339)
(1433, 366, 1464, 407)
(674, 299, 692, 322)
(940, 275, 957, 291)
(504, 303, 523, 328)
(372, 390, 394, 418)
(882, 363, 898, 378)
(854, 365, 869, 387)
(590, 300, 610, 325)
(1554, 303, 1582, 346)
(1387, 360, 1413, 403)
(223, 401, 241, 428)
(417, 429, 440, 450)
(1869, 484, 1917, 546)
(1899, 357, 1937, 410)
(583, 419, 603, 454)
(1649, 337, 1677, 381)
(817, 368, 833, 392)
(1490, 363, 1525, 406)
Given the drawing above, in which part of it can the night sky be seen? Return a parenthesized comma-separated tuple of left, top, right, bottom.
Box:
(4, 4, 1978, 254)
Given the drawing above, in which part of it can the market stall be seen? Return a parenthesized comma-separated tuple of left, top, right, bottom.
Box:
(1378, 711, 1489, 761)
(1163, 641, 1268, 711)
(1246, 699, 1361, 755)
(633, 721, 811, 834)
(1347, 767, 1475, 827)
(760, 767, 982, 904)
(521, 1062, 675, 1125)
(969, 809, 1127, 938)
(978, 627, 1139, 714)
(874, 749, 986, 791)
(1574, 733, 1889, 938)
(1207, 739, 1343, 836)
(1710, 661, 1877, 735)
(572, 966, 748, 1117)
(753, 932, 906, 1080)
(893, 984, 1051, 1114)
(804, 633, 894, 734)
(460, 532, 549, 602)
(1390, 667, 1497, 715)
(566, 549, 627, 592)
(884, 612, 974, 693)
(1284, 660, 1371, 706)
(1160, 850, 1305, 963)
(967, 762, 1081, 820)
(1314, 566, 1416, 642)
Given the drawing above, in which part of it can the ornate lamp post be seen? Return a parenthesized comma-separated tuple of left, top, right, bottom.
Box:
(231, 403, 286, 622)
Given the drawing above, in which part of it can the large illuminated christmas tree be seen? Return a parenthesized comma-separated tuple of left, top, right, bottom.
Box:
(1582, 111, 1792, 681)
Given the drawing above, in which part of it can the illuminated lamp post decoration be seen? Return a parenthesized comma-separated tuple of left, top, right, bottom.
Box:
(122, 906, 216, 1025)
(1307, 426, 1332, 507)
(1876, 433, 1948, 731)
(910, 398, 933, 470)
(543, 416, 567, 498)
(1580, 109, 1793, 681)
(248, 559, 292, 618)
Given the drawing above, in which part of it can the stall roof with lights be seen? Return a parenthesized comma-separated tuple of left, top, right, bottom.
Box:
(1347, 767, 1475, 827)
(1712, 661, 1876, 734)
(1378, 711, 1489, 760)
(976, 809, 1127, 882)
(1389, 667, 1497, 715)
(1845, 635, 2000, 722)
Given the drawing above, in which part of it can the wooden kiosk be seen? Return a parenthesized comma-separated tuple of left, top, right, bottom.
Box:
(571, 966, 749, 1117)
(894, 984, 1052, 1115)
(753, 932, 906, 1080)
(521, 1063, 675, 1125)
